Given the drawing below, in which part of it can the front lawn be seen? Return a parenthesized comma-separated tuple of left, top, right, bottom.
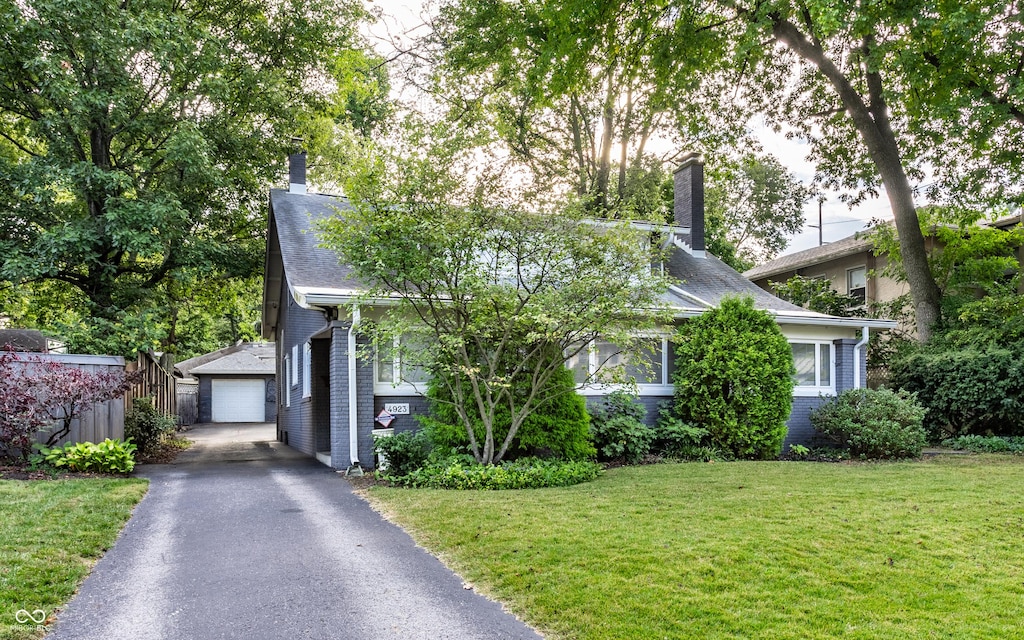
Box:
(0, 479, 148, 640)
(364, 456, 1024, 639)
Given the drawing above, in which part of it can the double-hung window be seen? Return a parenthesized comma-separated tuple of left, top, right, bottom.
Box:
(302, 342, 311, 399)
(283, 355, 291, 407)
(291, 345, 299, 386)
(847, 266, 867, 303)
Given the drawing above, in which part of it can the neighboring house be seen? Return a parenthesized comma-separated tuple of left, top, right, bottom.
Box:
(0, 329, 51, 352)
(175, 343, 277, 423)
(262, 153, 896, 472)
(743, 231, 911, 309)
(0, 329, 66, 353)
(744, 215, 1024, 307)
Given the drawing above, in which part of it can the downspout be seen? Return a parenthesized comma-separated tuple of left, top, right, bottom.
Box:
(853, 325, 869, 389)
(346, 305, 362, 475)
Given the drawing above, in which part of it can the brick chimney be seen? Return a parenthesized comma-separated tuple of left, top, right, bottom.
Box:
(673, 152, 705, 257)
(289, 151, 307, 195)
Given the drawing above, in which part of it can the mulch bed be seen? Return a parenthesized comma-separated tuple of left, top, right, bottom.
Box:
(0, 436, 193, 480)
(0, 463, 108, 481)
(345, 474, 389, 491)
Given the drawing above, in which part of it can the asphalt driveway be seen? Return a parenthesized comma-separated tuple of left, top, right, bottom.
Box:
(46, 423, 541, 639)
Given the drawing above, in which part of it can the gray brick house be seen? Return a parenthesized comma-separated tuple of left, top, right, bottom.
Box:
(261, 152, 895, 471)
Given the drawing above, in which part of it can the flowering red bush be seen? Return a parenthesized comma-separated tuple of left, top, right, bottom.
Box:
(0, 348, 136, 456)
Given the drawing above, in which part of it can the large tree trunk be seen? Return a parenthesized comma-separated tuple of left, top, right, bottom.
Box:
(771, 18, 943, 341)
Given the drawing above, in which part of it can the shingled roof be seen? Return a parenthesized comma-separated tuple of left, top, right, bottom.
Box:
(262, 190, 364, 338)
(743, 232, 874, 281)
(188, 349, 276, 376)
(261, 189, 897, 332)
(665, 246, 809, 314)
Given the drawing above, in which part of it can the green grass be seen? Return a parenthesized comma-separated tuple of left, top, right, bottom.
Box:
(0, 479, 148, 640)
(366, 456, 1024, 639)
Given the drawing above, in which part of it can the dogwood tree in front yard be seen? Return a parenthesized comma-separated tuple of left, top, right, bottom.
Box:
(318, 132, 671, 464)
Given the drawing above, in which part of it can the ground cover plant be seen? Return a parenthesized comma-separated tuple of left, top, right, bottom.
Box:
(0, 478, 147, 640)
(364, 457, 1024, 640)
(941, 435, 1024, 454)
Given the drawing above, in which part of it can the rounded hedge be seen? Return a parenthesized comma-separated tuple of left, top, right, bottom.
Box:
(810, 388, 927, 459)
(673, 296, 794, 459)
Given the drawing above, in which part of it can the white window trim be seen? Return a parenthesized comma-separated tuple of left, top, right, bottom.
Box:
(575, 337, 673, 397)
(284, 355, 291, 407)
(302, 341, 311, 399)
(790, 340, 836, 397)
(291, 344, 298, 386)
(374, 337, 428, 396)
(846, 265, 867, 299)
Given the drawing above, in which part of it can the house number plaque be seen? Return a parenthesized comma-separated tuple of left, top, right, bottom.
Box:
(384, 403, 410, 415)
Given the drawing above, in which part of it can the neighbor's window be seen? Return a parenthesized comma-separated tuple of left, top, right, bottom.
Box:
(847, 266, 867, 302)
(302, 342, 311, 398)
(791, 342, 832, 388)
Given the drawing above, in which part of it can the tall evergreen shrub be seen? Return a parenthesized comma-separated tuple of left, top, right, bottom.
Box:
(673, 296, 795, 459)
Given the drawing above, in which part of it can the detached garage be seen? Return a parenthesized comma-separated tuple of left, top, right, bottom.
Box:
(182, 343, 277, 424)
(211, 379, 267, 422)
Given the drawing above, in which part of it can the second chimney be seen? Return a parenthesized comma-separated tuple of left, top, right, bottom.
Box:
(289, 151, 307, 195)
(673, 152, 705, 257)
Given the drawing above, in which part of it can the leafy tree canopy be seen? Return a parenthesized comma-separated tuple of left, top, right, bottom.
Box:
(430, 0, 1024, 341)
(0, 0, 389, 356)
(704, 153, 811, 270)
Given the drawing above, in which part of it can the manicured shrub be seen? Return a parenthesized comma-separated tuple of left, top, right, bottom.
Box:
(35, 439, 137, 474)
(124, 397, 177, 455)
(423, 363, 594, 461)
(374, 430, 432, 477)
(395, 457, 601, 490)
(890, 345, 1024, 439)
(673, 296, 794, 459)
(940, 435, 1024, 454)
(810, 388, 927, 459)
(589, 391, 653, 464)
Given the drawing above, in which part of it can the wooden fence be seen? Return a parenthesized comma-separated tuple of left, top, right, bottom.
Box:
(4, 351, 179, 449)
(125, 351, 176, 417)
(11, 353, 129, 447)
(176, 379, 199, 426)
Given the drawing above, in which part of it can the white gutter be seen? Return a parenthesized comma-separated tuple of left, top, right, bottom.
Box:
(348, 305, 361, 468)
(853, 325, 869, 389)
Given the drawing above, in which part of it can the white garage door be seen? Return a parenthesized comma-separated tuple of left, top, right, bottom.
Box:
(211, 379, 266, 422)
